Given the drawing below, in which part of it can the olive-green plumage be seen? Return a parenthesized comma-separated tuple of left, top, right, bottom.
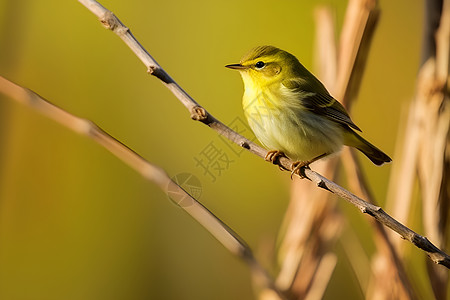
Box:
(226, 45, 391, 166)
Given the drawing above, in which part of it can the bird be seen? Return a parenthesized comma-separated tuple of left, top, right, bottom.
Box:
(225, 45, 391, 175)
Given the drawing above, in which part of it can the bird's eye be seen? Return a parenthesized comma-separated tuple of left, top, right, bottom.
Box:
(255, 61, 265, 69)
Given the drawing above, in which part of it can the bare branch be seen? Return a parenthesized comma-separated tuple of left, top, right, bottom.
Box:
(0, 76, 289, 300)
(77, 0, 450, 268)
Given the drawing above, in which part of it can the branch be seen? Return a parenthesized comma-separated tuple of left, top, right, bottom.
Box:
(0, 76, 289, 300)
(77, 0, 450, 268)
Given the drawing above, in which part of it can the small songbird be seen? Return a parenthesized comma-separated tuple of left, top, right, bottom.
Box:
(226, 45, 391, 174)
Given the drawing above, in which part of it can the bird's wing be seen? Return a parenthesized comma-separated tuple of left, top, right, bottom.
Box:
(282, 78, 361, 131)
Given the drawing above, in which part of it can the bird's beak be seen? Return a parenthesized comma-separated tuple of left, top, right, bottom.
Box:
(225, 63, 248, 70)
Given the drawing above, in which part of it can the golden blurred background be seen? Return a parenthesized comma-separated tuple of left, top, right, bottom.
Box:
(0, 0, 426, 299)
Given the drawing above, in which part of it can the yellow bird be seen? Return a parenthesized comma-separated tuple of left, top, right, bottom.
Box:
(226, 46, 391, 174)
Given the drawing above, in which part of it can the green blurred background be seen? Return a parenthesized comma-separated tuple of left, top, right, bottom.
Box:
(0, 0, 424, 299)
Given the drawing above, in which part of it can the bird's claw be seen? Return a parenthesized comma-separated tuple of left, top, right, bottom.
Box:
(265, 150, 289, 171)
(290, 161, 310, 179)
(265, 150, 283, 163)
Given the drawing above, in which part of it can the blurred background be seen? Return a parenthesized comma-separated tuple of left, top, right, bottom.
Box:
(0, 0, 427, 299)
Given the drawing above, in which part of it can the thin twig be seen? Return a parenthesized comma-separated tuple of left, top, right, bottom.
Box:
(77, 0, 450, 268)
(0, 76, 289, 300)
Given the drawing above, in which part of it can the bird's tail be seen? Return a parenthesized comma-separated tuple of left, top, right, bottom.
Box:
(344, 130, 392, 166)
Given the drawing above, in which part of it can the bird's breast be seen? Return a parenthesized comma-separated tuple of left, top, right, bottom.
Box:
(242, 86, 293, 148)
(241, 85, 344, 161)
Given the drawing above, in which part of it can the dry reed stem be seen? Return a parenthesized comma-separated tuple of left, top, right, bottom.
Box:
(331, 0, 414, 296)
(389, 0, 450, 300)
(385, 0, 450, 299)
(329, 0, 416, 297)
(385, 105, 420, 251)
(417, 1, 450, 295)
(339, 229, 371, 290)
(417, 60, 449, 300)
(337, 0, 379, 105)
(303, 253, 337, 300)
(342, 151, 415, 300)
(77, 0, 450, 268)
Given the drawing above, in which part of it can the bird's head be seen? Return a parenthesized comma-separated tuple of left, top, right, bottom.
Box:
(226, 45, 301, 89)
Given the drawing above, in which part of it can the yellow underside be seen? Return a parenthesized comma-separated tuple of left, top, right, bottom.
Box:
(242, 80, 344, 162)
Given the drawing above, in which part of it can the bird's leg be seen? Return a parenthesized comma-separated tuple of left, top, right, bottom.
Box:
(290, 153, 329, 179)
(265, 150, 289, 171)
